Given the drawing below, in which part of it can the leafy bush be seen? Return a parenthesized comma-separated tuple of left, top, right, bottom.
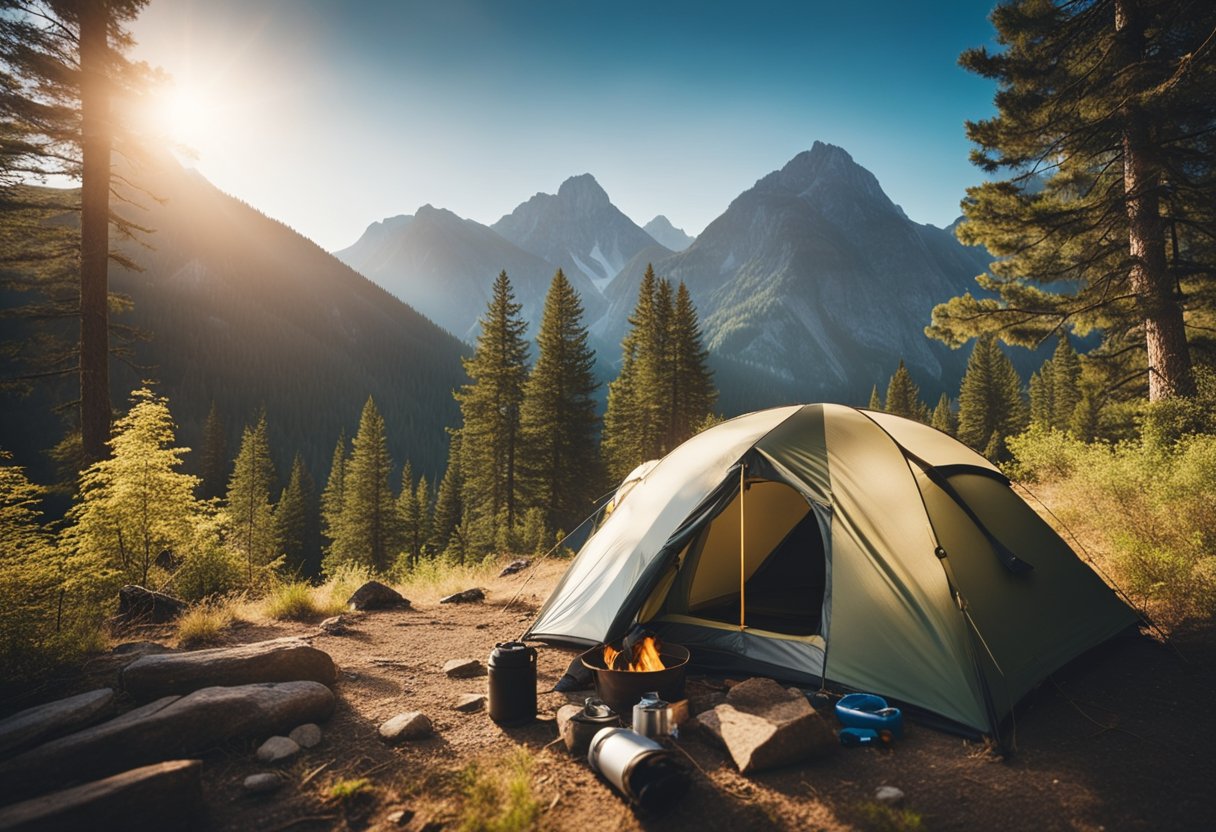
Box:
(1007, 428, 1216, 627)
(457, 748, 542, 832)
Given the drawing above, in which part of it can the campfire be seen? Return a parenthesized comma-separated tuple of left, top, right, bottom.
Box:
(603, 635, 666, 672)
(581, 636, 690, 717)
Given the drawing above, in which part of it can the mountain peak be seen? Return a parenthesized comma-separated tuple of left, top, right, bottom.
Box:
(557, 173, 609, 204)
(643, 215, 695, 252)
(753, 141, 896, 220)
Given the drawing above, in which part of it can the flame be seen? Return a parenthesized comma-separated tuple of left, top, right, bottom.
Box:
(602, 636, 666, 672)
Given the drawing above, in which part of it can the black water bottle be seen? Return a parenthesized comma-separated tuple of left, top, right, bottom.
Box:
(488, 641, 537, 725)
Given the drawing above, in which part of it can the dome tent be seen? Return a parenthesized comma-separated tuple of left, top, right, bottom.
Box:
(524, 404, 1138, 741)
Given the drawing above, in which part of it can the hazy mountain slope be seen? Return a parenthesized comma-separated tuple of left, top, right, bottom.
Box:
(334, 205, 586, 341)
(0, 163, 470, 483)
(493, 174, 663, 293)
(643, 215, 695, 251)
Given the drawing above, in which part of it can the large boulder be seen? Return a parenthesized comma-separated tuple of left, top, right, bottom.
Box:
(121, 637, 337, 699)
(0, 681, 334, 803)
(346, 581, 410, 611)
(0, 759, 202, 832)
(116, 586, 186, 625)
(696, 677, 835, 774)
(0, 689, 114, 759)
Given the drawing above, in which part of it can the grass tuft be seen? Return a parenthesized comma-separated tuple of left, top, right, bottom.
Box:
(175, 600, 235, 648)
(457, 747, 542, 832)
(328, 777, 373, 802)
(263, 581, 321, 621)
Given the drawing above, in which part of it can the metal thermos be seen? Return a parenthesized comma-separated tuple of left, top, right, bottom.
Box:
(487, 641, 537, 725)
(587, 727, 688, 814)
(632, 691, 672, 738)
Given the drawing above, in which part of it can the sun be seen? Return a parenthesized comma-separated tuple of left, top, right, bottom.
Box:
(139, 75, 226, 159)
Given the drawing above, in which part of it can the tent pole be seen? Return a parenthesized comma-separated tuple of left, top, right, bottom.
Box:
(739, 465, 746, 631)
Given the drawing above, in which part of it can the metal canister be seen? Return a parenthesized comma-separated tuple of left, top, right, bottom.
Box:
(587, 727, 688, 814)
(632, 691, 671, 738)
(487, 641, 537, 725)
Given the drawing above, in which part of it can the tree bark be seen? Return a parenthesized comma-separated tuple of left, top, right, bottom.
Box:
(1116, 0, 1195, 400)
(79, 0, 113, 462)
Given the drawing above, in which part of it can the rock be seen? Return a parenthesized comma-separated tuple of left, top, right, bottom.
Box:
(255, 736, 300, 763)
(454, 694, 486, 713)
(346, 581, 410, 611)
(696, 677, 835, 774)
(688, 690, 727, 715)
(0, 759, 201, 832)
(122, 637, 338, 699)
(385, 808, 415, 826)
(243, 772, 284, 795)
(439, 587, 484, 604)
(111, 641, 175, 657)
(498, 559, 530, 577)
(319, 615, 350, 635)
(379, 712, 432, 742)
(289, 723, 322, 749)
(0, 681, 335, 804)
(116, 585, 187, 625)
(875, 785, 905, 804)
(0, 689, 115, 759)
(443, 658, 486, 679)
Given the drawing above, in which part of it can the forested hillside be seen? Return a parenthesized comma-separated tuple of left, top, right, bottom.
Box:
(1, 160, 467, 484)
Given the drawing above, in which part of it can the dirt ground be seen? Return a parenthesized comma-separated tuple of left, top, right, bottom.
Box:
(29, 558, 1216, 831)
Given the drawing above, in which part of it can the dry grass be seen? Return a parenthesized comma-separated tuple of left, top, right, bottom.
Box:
(175, 599, 239, 648)
(394, 558, 502, 605)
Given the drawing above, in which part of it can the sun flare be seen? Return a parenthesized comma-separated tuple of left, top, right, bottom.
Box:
(139, 76, 229, 158)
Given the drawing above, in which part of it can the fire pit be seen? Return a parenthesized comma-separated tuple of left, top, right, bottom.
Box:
(580, 636, 690, 717)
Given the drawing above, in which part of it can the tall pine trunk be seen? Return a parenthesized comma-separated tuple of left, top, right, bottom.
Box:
(1116, 0, 1195, 401)
(79, 0, 112, 461)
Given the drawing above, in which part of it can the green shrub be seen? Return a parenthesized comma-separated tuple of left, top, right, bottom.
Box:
(1008, 428, 1216, 627)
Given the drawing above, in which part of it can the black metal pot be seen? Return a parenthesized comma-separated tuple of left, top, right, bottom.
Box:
(579, 643, 690, 717)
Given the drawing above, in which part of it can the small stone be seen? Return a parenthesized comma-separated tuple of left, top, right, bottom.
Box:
(454, 694, 486, 713)
(439, 587, 484, 604)
(244, 772, 283, 794)
(380, 712, 432, 742)
(443, 658, 486, 679)
(319, 615, 348, 635)
(498, 559, 530, 577)
(875, 785, 905, 804)
(289, 723, 322, 748)
(386, 808, 415, 826)
(255, 735, 300, 763)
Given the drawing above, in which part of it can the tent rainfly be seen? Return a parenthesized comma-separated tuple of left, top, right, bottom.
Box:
(524, 404, 1139, 741)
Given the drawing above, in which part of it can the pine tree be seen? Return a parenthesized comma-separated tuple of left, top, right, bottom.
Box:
(666, 282, 717, 450)
(927, 0, 1215, 402)
(430, 435, 463, 556)
(332, 397, 400, 572)
(199, 401, 228, 500)
(1069, 390, 1103, 442)
(884, 360, 928, 422)
(931, 393, 956, 436)
(65, 387, 202, 587)
(275, 455, 319, 578)
(1, 0, 157, 461)
(396, 461, 419, 568)
(455, 271, 529, 552)
(414, 475, 432, 558)
(1050, 335, 1083, 430)
(1029, 361, 1056, 431)
(957, 335, 1027, 460)
(603, 266, 658, 480)
(320, 432, 348, 559)
(225, 413, 278, 583)
(520, 269, 601, 533)
(867, 385, 883, 411)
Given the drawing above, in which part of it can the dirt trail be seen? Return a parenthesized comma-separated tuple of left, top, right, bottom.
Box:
(50, 559, 1216, 830)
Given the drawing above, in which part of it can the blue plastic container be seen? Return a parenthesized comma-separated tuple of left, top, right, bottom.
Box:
(835, 693, 904, 739)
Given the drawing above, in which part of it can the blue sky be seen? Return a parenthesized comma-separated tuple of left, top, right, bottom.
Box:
(130, 1, 1000, 251)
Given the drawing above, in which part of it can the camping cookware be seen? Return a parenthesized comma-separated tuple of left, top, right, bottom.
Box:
(563, 698, 620, 755)
(580, 642, 690, 717)
(587, 726, 688, 814)
(632, 691, 672, 738)
(487, 641, 537, 725)
(835, 693, 903, 738)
